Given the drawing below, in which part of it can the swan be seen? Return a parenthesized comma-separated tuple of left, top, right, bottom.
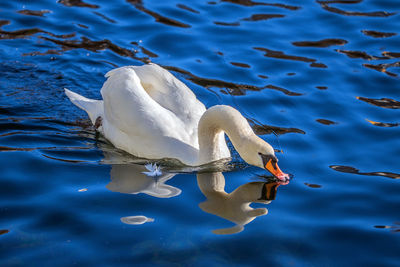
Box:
(65, 63, 289, 181)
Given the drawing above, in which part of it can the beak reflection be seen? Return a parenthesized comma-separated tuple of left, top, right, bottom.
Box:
(259, 182, 281, 201)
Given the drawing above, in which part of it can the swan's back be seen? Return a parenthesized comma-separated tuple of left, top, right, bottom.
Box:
(99, 65, 203, 164)
(105, 64, 205, 141)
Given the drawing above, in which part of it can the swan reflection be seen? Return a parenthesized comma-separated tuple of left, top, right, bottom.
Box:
(197, 172, 283, 235)
(105, 163, 181, 198)
(100, 146, 181, 198)
(102, 149, 285, 233)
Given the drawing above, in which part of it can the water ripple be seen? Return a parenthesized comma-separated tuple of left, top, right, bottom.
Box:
(176, 4, 200, 14)
(292, 38, 348, 48)
(357, 96, 400, 109)
(363, 62, 400, 77)
(126, 0, 191, 28)
(317, 0, 396, 17)
(249, 119, 305, 135)
(330, 165, 400, 179)
(365, 119, 398, 128)
(221, 0, 300, 10)
(58, 0, 99, 9)
(0, 27, 75, 40)
(253, 47, 327, 68)
(17, 9, 52, 17)
(361, 30, 397, 38)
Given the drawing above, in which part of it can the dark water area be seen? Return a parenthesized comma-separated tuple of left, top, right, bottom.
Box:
(0, 0, 399, 266)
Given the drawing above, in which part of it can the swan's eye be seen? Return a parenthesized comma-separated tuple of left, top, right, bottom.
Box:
(259, 153, 278, 169)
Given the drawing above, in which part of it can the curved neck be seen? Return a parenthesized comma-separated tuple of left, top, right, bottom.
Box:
(197, 105, 254, 164)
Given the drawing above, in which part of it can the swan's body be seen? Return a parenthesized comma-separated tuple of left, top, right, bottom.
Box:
(65, 64, 289, 180)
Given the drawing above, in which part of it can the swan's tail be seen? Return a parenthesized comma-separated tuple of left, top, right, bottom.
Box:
(64, 88, 103, 125)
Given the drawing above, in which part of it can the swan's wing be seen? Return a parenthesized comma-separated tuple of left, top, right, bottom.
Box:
(129, 64, 206, 137)
(100, 67, 191, 144)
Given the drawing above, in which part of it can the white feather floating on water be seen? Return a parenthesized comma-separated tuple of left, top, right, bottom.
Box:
(142, 163, 162, 177)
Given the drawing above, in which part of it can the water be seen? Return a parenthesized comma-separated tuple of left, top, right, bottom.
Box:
(0, 0, 399, 266)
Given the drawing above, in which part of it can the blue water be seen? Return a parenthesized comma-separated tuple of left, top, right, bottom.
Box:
(1, 0, 399, 266)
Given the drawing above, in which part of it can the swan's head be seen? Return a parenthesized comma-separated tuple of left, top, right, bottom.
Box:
(240, 136, 290, 182)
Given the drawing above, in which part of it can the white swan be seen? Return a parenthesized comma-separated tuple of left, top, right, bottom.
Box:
(65, 63, 289, 181)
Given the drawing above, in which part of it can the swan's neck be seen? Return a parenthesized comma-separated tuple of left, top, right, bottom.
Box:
(198, 105, 254, 164)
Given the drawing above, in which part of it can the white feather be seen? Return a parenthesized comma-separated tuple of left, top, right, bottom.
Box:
(142, 163, 162, 177)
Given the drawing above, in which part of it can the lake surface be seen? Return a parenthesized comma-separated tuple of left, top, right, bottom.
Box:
(0, 0, 399, 266)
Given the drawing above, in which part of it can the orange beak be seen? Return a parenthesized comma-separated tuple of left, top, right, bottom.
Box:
(265, 158, 290, 182)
